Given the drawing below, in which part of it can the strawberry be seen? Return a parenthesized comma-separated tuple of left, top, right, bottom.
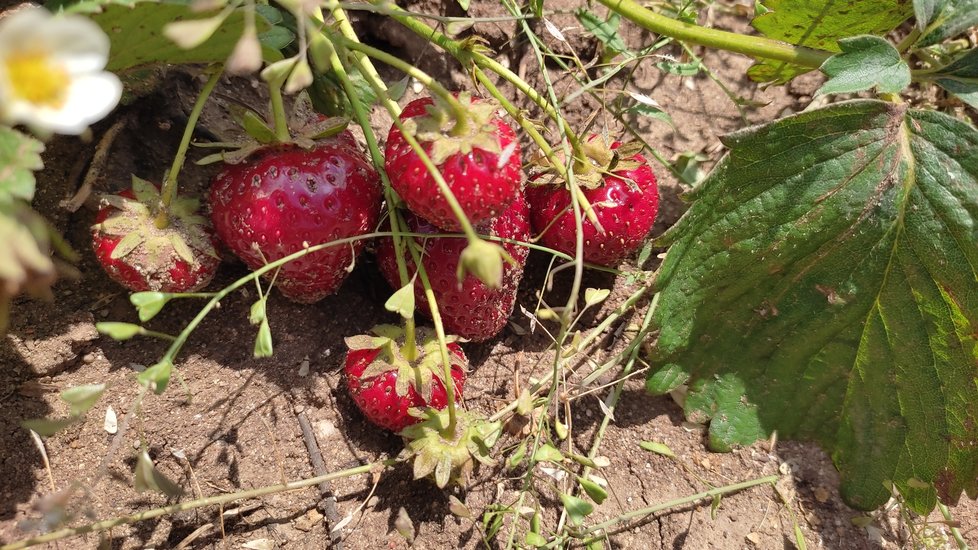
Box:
(384, 94, 522, 231)
(92, 177, 219, 292)
(344, 325, 466, 433)
(527, 138, 659, 267)
(209, 131, 382, 303)
(377, 194, 530, 342)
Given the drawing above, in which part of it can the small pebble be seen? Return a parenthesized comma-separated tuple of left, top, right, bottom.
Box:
(82, 353, 96, 364)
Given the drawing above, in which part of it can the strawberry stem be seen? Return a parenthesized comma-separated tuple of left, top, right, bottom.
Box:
(312, 8, 421, 362)
(155, 67, 222, 229)
(267, 75, 291, 143)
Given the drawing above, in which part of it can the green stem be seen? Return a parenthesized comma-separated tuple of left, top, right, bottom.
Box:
(332, 36, 471, 135)
(1, 460, 396, 550)
(938, 502, 970, 550)
(155, 67, 222, 229)
(896, 27, 922, 54)
(267, 74, 291, 143)
(578, 474, 781, 540)
(597, 0, 832, 68)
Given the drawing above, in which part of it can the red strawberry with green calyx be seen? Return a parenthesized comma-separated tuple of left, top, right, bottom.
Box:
(344, 325, 467, 433)
(377, 193, 530, 342)
(209, 131, 382, 303)
(527, 137, 659, 267)
(92, 176, 219, 292)
(385, 94, 522, 231)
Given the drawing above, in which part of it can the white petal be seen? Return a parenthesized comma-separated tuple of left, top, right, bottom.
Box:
(17, 72, 121, 134)
(0, 8, 52, 52)
(45, 16, 112, 73)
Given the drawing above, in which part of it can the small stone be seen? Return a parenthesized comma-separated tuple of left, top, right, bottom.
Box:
(82, 353, 96, 364)
(99, 309, 110, 318)
(745, 532, 761, 546)
(315, 420, 337, 441)
(294, 405, 305, 414)
(294, 508, 323, 532)
(814, 486, 831, 503)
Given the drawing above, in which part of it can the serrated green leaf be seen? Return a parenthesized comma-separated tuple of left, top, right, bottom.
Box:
(258, 25, 294, 51)
(560, 493, 594, 526)
(91, 2, 262, 73)
(254, 319, 273, 358)
(577, 10, 629, 57)
(61, 384, 106, 417)
(577, 476, 608, 504)
(22, 417, 79, 437)
(817, 35, 911, 96)
(917, 0, 978, 46)
(645, 363, 689, 394)
(130, 291, 171, 322)
(913, 0, 947, 30)
(649, 99, 978, 513)
(137, 360, 172, 394)
(626, 103, 674, 126)
(933, 48, 978, 110)
(639, 440, 676, 458)
(749, 0, 912, 83)
(0, 202, 57, 332)
(134, 447, 184, 497)
(0, 127, 44, 205)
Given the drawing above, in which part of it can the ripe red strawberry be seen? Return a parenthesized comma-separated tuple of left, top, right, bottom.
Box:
(344, 325, 466, 433)
(209, 131, 382, 303)
(92, 178, 219, 292)
(526, 138, 659, 267)
(384, 94, 522, 231)
(377, 194, 530, 342)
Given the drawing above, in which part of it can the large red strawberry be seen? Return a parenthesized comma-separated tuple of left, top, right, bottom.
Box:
(526, 138, 659, 267)
(377, 194, 530, 342)
(209, 131, 382, 303)
(344, 325, 466, 433)
(384, 94, 522, 231)
(92, 177, 219, 292)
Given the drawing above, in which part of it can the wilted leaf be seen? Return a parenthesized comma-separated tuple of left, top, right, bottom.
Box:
(748, 0, 912, 83)
(137, 360, 172, 394)
(385, 283, 416, 319)
(0, 202, 58, 332)
(134, 447, 184, 497)
(639, 441, 676, 459)
(61, 384, 106, 417)
(532, 444, 565, 464)
(584, 287, 611, 308)
(96, 322, 144, 341)
(577, 10, 629, 57)
(817, 36, 910, 96)
(559, 493, 594, 526)
(577, 476, 608, 504)
(22, 417, 79, 437)
(649, 99, 978, 512)
(254, 318, 273, 358)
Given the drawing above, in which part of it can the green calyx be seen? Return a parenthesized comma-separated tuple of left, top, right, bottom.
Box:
(344, 324, 465, 403)
(92, 176, 218, 280)
(531, 137, 645, 190)
(402, 92, 503, 165)
(399, 408, 501, 488)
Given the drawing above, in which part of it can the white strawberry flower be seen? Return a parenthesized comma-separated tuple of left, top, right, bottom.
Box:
(0, 7, 122, 135)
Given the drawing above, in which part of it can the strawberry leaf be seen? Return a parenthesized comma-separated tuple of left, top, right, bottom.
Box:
(916, 0, 978, 47)
(650, 100, 978, 513)
(933, 49, 978, 110)
(816, 36, 911, 96)
(748, 0, 912, 83)
(0, 127, 44, 205)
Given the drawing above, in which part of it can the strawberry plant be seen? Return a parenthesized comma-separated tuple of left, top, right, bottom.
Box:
(3, 0, 977, 548)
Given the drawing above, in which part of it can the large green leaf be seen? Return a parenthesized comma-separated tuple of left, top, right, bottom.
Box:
(648, 99, 978, 512)
(933, 48, 978, 110)
(748, 0, 913, 83)
(89, 1, 253, 73)
(917, 0, 978, 47)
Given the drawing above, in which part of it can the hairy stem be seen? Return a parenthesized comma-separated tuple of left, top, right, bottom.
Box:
(598, 0, 832, 68)
(155, 67, 222, 228)
(2, 460, 396, 549)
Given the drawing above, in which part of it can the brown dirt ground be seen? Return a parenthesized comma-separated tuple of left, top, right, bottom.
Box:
(2, 1, 977, 549)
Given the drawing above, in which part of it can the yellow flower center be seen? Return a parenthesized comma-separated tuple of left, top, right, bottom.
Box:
(5, 50, 69, 108)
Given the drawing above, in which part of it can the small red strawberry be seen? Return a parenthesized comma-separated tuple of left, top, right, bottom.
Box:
(209, 131, 382, 303)
(384, 94, 522, 231)
(527, 138, 659, 267)
(92, 177, 219, 292)
(344, 325, 466, 433)
(377, 194, 530, 342)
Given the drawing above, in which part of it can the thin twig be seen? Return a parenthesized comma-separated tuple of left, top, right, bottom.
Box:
(297, 412, 344, 549)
